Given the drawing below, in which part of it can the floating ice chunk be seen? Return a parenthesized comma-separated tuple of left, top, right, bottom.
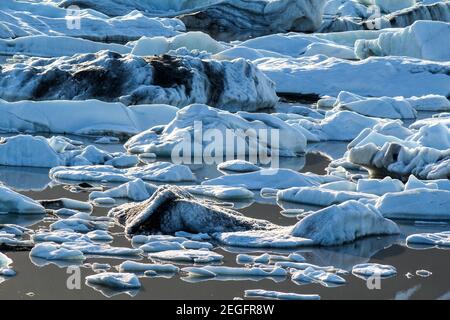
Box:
(50, 218, 110, 233)
(132, 235, 188, 246)
(275, 262, 343, 273)
(184, 185, 254, 200)
(0, 224, 31, 237)
(125, 104, 305, 158)
(348, 143, 450, 180)
(50, 162, 196, 183)
(255, 55, 450, 98)
(85, 272, 141, 289)
(375, 189, 450, 220)
(105, 155, 139, 169)
(203, 169, 341, 190)
(110, 185, 275, 235)
(139, 241, 184, 253)
(0, 185, 45, 214)
(237, 253, 305, 265)
(356, 177, 404, 196)
(352, 263, 397, 279)
(355, 21, 450, 61)
(90, 179, 157, 202)
(92, 263, 111, 272)
(0, 99, 178, 137)
(149, 249, 223, 264)
(33, 230, 90, 244)
(0, 252, 12, 273)
(245, 289, 320, 300)
(30, 243, 86, 261)
(118, 261, 179, 274)
(416, 270, 432, 277)
(404, 175, 438, 191)
(292, 201, 400, 246)
(0, 237, 33, 250)
(175, 232, 211, 241)
(87, 230, 114, 242)
(277, 187, 378, 206)
(320, 180, 357, 192)
(406, 231, 450, 248)
(92, 197, 116, 206)
(182, 266, 287, 278)
(332, 91, 417, 120)
(61, 241, 142, 257)
(292, 267, 346, 286)
(180, 241, 212, 250)
(39, 198, 93, 212)
(406, 95, 450, 112)
(132, 32, 226, 56)
(217, 160, 261, 173)
(0, 52, 276, 112)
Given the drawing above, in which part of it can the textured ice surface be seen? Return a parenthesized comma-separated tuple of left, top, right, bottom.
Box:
(406, 231, 450, 247)
(118, 261, 179, 273)
(149, 249, 224, 263)
(30, 243, 86, 261)
(0, 184, 45, 214)
(85, 272, 141, 289)
(245, 289, 320, 300)
(182, 266, 287, 278)
(352, 263, 397, 278)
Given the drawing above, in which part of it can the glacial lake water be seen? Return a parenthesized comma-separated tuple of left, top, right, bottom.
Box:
(0, 135, 448, 300)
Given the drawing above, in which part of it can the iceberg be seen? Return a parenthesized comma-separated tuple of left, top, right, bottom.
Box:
(149, 249, 224, 264)
(406, 231, 450, 248)
(85, 272, 141, 289)
(125, 104, 305, 158)
(30, 243, 86, 261)
(0, 51, 277, 112)
(0, 184, 45, 214)
(352, 263, 397, 278)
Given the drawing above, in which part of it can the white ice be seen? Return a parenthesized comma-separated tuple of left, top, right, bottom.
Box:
(0, 184, 45, 214)
(406, 231, 450, 247)
(352, 263, 397, 278)
(85, 272, 141, 289)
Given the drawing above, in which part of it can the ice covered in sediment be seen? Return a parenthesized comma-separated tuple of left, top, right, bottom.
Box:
(292, 267, 346, 286)
(245, 289, 320, 300)
(217, 160, 261, 173)
(0, 35, 131, 58)
(109, 185, 275, 235)
(319, 1, 450, 33)
(352, 263, 397, 278)
(254, 55, 450, 98)
(0, 184, 45, 214)
(149, 249, 224, 264)
(0, 99, 178, 137)
(59, 0, 326, 33)
(86, 272, 141, 289)
(406, 231, 450, 247)
(0, 52, 277, 112)
(292, 201, 400, 245)
(356, 177, 404, 196)
(182, 266, 287, 279)
(348, 143, 450, 179)
(355, 21, 450, 61)
(0, 0, 183, 42)
(50, 162, 196, 183)
(118, 261, 179, 274)
(375, 189, 450, 220)
(132, 32, 227, 56)
(125, 104, 305, 158)
(203, 169, 341, 190)
(30, 243, 86, 261)
(215, 33, 357, 61)
(276, 186, 378, 206)
(331, 91, 417, 120)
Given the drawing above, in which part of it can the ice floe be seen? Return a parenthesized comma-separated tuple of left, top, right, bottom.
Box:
(50, 162, 196, 183)
(149, 249, 224, 264)
(217, 160, 261, 173)
(406, 231, 450, 248)
(352, 263, 397, 278)
(0, 252, 14, 277)
(255, 55, 450, 98)
(30, 243, 86, 261)
(245, 289, 320, 300)
(109, 185, 275, 235)
(125, 104, 305, 158)
(0, 184, 45, 214)
(182, 266, 287, 279)
(85, 272, 141, 289)
(291, 267, 346, 286)
(355, 21, 450, 61)
(118, 260, 179, 274)
(0, 99, 178, 137)
(0, 51, 277, 112)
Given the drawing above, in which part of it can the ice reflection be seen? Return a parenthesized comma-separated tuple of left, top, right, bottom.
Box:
(0, 166, 52, 192)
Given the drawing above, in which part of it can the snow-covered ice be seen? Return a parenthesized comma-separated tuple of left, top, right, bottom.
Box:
(30, 243, 86, 261)
(85, 272, 141, 289)
(118, 261, 179, 274)
(149, 249, 224, 264)
(292, 267, 346, 286)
